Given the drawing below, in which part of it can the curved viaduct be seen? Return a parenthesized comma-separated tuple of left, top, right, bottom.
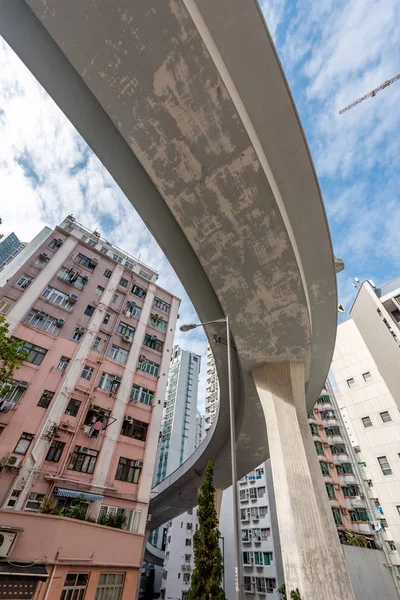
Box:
(0, 2, 354, 598)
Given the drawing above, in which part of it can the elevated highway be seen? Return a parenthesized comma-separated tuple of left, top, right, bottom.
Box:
(0, 2, 354, 597)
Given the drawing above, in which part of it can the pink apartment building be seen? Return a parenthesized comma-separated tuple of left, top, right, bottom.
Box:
(0, 215, 179, 600)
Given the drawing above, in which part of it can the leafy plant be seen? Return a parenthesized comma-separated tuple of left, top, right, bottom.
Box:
(278, 584, 303, 599)
(0, 317, 28, 392)
(340, 529, 370, 548)
(188, 458, 226, 600)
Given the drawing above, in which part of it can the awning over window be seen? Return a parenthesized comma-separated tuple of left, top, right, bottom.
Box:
(56, 488, 103, 502)
(0, 563, 48, 580)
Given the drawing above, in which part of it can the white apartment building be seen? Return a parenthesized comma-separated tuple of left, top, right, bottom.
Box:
(331, 278, 400, 577)
(160, 407, 205, 600)
(154, 346, 201, 485)
(205, 344, 219, 431)
(219, 462, 282, 600)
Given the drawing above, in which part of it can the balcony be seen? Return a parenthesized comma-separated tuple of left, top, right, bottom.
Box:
(351, 496, 366, 509)
(312, 434, 322, 443)
(323, 475, 333, 484)
(336, 453, 350, 464)
(329, 498, 340, 508)
(352, 523, 373, 535)
(326, 418, 338, 427)
(344, 474, 358, 485)
(0, 509, 143, 566)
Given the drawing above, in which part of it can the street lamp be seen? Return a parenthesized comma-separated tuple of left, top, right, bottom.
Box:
(180, 316, 242, 600)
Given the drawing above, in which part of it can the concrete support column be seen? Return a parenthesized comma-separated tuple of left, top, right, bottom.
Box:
(252, 362, 354, 600)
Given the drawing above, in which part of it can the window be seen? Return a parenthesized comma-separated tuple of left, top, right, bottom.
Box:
(125, 261, 134, 270)
(310, 423, 319, 435)
(343, 485, 360, 497)
(332, 508, 343, 525)
(132, 284, 146, 298)
(149, 314, 167, 331)
(101, 248, 109, 255)
(95, 286, 104, 297)
(65, 399, 81, 417)
(57, 267, 88, 289)
(84, 305, 95, 316)
(346, 378, 356, 388)
(325, 483, 335, 499)
(57, 356, 70, 371)
(104, 269, 112, 278)
(46, 441, 65, 462)
(362, 372, 372, 382)
(154, 297, 171, 313)
(362, 416, 373, 428)
(98, 372, 118, 392)
(72, 327, 85, 342)
(69, 446, 98, 474)
(84, 405, 111, 429)
(320, 462, 329, 475)
(121, 418, 148, 441)
(42, 285, 75, 309)
(60, 573, 89, 600)
(185, 538, 192, 547)
(380, 411, 392, 423)
(113, 254, 123, 263)
(124, 302, 141, 319)
(94, 573, 125, 600)
(182, 573, 190, 584)
(378, 456, 392, 475)
(48, 238, 63, 250)
(138, 358, 159, 377)
(108, 345, 128, 365)
(16, 273, 33, 289)
(24, 310, 63, 335)
(314, 441, 324, 455)
(332, 443, 347, 454)
(117, 321, 135, 338)
(98, 506, 141, 532)
(240, 489, 249, 501)
(386, 540, 397, 552)
(144, 334, 164, 353)
(0, 379, 28, 408)
(115, 457, 142, 484)
(326, 426, 341, 436)
(139, 269, 152, 281)
(119, 278, 128, 288)
(259, 506, 268, 518)
(186, 523, 192, 531)
(25, 492, 45, 512)
(33, 254, 49, 269)
(242, 551, 252, 565)
(6, 489, 21, 508)
(0, 297, 15, 314)
(38, 390, 54, 409)
(112, 294, 119, 304)
(341, 463, 354, 474)
(130, 384, 154, 406)
(81, 365, 94, 381)
(14, 432, 34, 454)
(76, 253, 95, 269)
(351, 508, 370, 522)
(261, 528, 270, 540)
(92, 336, 106, 352)
(88, 239, 97, 248)
(12, 339, 47, 365)
(101, 314, 110, 325)
(256, 578, 266, 594)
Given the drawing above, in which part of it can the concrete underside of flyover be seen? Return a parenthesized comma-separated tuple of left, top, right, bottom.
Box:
(0, 1, 354, 597)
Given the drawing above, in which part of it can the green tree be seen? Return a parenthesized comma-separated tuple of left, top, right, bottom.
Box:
(188, 458, 226, 600)
(0, 316, 26, 392)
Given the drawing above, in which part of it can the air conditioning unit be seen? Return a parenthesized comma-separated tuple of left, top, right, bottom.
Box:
(114, 376, 122, 383)
(125, 416, 134, 423)
(91, 257, 99, 266)
(139, 355, 146, 362)
(329, 463, 334, 468)
(56, 238, 63, 245)
(38, 311, 47, 318)
(80, 447, 90, 454)
(0, 531, 18, 558)
(318, 424, 324, 430)
(91, 405, 101, 413)
(3, 455, 22, 468)
(124, 334, 133, 342)
(78, 327, 86, 333)
(19, 381, 29, 389)
(69, 293, 79, 301)
(136, 460, 144, 468)
(324, 443, 329, 448)
(40, 253, 49, 260)
(335, 484, 341, 490)
(57, 319, 65, 325)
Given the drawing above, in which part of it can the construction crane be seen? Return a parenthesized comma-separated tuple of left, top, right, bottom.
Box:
(339, 73, 400, 114)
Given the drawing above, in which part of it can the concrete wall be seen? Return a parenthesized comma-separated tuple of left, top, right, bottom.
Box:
(343, 545, 399, 599)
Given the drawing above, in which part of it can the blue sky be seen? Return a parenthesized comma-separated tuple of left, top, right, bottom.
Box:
(1, 0, 400, 405)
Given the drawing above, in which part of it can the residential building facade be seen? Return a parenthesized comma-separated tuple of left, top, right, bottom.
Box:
(331, 277, 400, 577)
(0, 215, 179, 599)
(205, 345, 218, 432)
(0, 231, 26, 272)
(308, 384, 373, 537)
